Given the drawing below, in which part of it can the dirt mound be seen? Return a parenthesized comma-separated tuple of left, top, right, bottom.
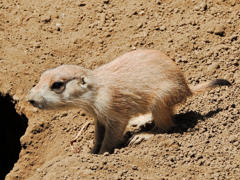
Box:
(0, 0, 239, 179)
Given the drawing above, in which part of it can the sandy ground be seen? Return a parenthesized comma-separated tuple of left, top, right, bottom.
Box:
(0, 0, 239, 179)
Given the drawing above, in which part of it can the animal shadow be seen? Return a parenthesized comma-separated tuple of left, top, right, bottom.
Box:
(122, 108, 222, 149)
(171, 108, 222, 133)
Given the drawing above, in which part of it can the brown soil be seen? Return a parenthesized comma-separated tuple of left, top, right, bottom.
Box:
(0, 0, 239, 179)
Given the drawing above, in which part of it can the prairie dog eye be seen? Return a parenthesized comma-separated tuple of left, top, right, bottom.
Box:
(51, 81, 65, 93)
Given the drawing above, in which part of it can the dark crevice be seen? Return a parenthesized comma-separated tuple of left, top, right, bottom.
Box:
(0, 93, 28, 180)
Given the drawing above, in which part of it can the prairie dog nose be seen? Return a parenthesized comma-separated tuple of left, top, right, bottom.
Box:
(28, 99, 36, 106)
(28, 98, 39, 108)
(27, 98, 44, 109)
(26, 91, 44, 109)
(27, 92, 34, 103)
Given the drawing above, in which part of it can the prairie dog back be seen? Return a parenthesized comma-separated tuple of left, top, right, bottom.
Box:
(93, 50, 192, 118)
(95, 49, 187, 92)
(27, 49, 231, 154)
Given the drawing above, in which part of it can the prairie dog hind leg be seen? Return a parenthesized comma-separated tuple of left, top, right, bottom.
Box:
(152, 102, 175, 131)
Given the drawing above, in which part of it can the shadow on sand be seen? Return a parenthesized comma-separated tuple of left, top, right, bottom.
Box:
(124, 108, 223, 144)
(171, 108, 222, 133)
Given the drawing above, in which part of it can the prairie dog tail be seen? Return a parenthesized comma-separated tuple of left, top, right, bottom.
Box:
(190, 79, 231, 94)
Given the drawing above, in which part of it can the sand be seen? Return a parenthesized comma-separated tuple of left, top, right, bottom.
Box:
(0, 0, 239, 179)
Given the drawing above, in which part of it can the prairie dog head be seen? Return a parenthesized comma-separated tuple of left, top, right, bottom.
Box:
(27, 65, 95, 110)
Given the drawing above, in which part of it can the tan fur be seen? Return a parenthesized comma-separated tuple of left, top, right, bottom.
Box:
(27, 49, 230, 154)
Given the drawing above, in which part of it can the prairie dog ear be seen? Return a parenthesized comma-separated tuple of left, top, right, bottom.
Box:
(79, 76, 88, 88)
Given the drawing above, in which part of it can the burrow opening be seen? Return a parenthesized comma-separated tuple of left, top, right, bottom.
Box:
(0, 93, 28, 180)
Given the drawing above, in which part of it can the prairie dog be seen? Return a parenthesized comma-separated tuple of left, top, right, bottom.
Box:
(27, 49, 231, 154)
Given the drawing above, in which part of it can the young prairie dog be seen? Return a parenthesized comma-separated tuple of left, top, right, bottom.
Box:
(27, 49, 231, 154)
